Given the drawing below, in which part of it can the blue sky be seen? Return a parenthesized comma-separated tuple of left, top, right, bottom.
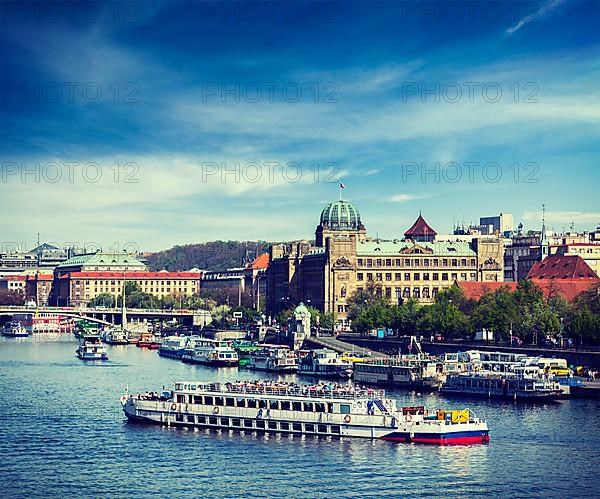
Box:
(1, 0, 599, 252)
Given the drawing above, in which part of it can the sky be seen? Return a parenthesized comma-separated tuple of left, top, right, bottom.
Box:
(1, 0, 599, 253)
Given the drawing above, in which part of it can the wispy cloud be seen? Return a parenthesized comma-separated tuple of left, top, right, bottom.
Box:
(388, 194, 431, 203)
(507, 0, 569, 35)
(523, 210, 600, 224)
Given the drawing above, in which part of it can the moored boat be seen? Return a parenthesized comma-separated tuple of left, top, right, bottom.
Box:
(441, 373, 563, 401)
(137, 332, 161, 349)
(354, 358, 441, 391)
(104, 326, 129, 345)
(76, 335, 108, 360)
(298, 349, 353, 379)
(2, 321, 29, 337)
(181, 338, 239, 367)
(247, 344, 298, 372)
(121, 380, 490, 445)
(158, 336, 189, 359)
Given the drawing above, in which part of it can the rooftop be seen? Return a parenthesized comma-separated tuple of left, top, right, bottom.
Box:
(56, 252, 147, 269)
(357, 240, 475, 256)
(404, 213, 437, 238)
(528, 255, 599, 280)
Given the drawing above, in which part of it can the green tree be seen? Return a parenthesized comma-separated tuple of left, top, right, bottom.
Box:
(89, 293, 116, 308)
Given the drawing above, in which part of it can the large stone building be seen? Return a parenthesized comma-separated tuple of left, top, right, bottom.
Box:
(267, 199, 504, 326)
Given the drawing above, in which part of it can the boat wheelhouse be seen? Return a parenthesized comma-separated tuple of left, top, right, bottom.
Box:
(76, 335, 108, 360)
(247, 345, 298, 372)
(181, 338, 239, 367)
(158, 336, 189, 359)
(121, 380, 490, 445)
(441, 373, 562, 400)
(298, 349, 353, 379)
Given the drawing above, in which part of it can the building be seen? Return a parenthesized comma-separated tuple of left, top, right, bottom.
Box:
(54, 251, 148, 276)
(0, 275, 27, 293)
(459, 254, 599, 303)
(267, 199, 505, 326)
(201, 253, 269, 310)
(549, 243, 600, 278)
(55, 271, 202, 307)
(25, 273, 54, 306)
(479, 213, 514, 237)
(0, 252, 37, 274)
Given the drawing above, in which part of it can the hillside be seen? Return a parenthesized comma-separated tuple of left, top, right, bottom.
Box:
(145, 241, 272, 271)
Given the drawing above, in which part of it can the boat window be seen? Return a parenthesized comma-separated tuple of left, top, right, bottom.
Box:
(256, 420, 266, 429)
(176, 414, 184, 422)
(232, 419, 241, 427)
(327, 403, 334, 413)
(209, 417, 218, 425)
(340, 404, 350, 414)
(280, 401, 291, 411)
(280, 422, 290, 431)
(269, 400, 279, 410)
(198, 416, 206, 424)
(225, 397, 235, 407)
(236, 398, 246, 408)
(303, 402, 314, 412)
(305, 424, 315, 433)
(193, 396, 202, 404)
(315, 403, 325, 413)
(188, 395, 194, 404)
(331, 426, 341, 434)
(247, 399, 257, 408)
(214, 397, 224, 406)
(186, 415, 194, 423)
(292, 401, 302, 411)
(292, 423, 302, 432)
(268, 421, 277, 430)
(318, 425, 328, 433)
(244, 419, 253, 428)
(204, 396, 214, 405)
(176, 395, 185, 403)
(258, 400, 267, 409)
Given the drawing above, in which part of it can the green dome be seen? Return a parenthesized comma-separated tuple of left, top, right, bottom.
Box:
(294, 302, 310, 317)
(320, 200, 362, 230)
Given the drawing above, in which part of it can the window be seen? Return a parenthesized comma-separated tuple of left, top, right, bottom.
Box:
(269, 400, 279, 410)
(395, 273, 401, 281)
(357, 258, 363, 266)
(357, 273, 364, 281)
(423, 273, 430, 281)
(451, 259, 458, 266)
(433, 259, 439, 266)
(460, 273, 467, 280)
(470, 272, 477, 280)
(461, 259, 467, 266)
(367, 273, 373, 281)
(338, 305, 345, 313)
(413, 288, 420, 299)
(292, 401, 302, 411)
(340, 404, 351, 414)
(247, 399, 257, 408)
(451, 273, 458, 281)
(367, 259, 373, 267)
(404, 273, 410, 281)
(442, 273, 448, 281)
(375, 273, 382, 281)
(423, 288, 430, 298)
(470, 258, 476, 266)
(404, 259, 410, 266)
(303, 402, 314, 412)
(414, 273, 420, 281)
(403, 287, 410, 298)
(385, 287, 392, 298)
(385, 273, 392, 281)
(395, 259, 401, 266)
(433, 273, 439, 280)
(244, 419, 253, 428)
(442, 259, 448, 266)
(236, 398, 246, 408)
(432, 287, 439, 297)
(424, 259, 430, 267)
(204, 396, 214, 405)
(226, 398, 235, 407)
(376, 259, 382, 267)
(214, 397, 224, 406)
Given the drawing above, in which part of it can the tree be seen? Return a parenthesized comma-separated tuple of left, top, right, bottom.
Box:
(89, 293, 116, 308)
(0, 289, 25, 306)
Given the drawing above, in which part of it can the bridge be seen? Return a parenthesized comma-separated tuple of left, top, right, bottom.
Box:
(0, 306, 211, 327)
(304, 335, 389, 359)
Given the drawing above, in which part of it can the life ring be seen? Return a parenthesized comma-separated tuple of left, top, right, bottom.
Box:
(356, 401, 362, 409)
(120, 395, 127, 404)
(406, 413, 412, 422)
(344, 415, 351, 424)
(213, 407, 220, 415)
(171, 403, 177, 411)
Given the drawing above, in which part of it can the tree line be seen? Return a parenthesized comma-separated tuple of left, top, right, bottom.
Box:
(346, 281, 600, 346)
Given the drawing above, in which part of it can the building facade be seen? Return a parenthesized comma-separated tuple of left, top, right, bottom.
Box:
(267, 199, 504, 326)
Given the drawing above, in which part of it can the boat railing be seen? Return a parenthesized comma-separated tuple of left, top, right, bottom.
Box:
(178, 382, 386, 400)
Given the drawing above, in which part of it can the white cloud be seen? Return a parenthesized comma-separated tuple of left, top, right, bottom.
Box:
(506, 0, 569, 35)
(388, 194, 431, 202)
(523, 210, 600, 224)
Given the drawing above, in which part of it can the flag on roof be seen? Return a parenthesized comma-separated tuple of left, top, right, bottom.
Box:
(340, 182, 345, 189)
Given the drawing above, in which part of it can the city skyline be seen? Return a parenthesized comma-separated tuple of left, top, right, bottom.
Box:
(2, 0, 599, 251)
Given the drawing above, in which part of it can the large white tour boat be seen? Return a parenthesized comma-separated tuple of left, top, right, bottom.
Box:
(181, 338, 239, 367)
(121, 380, 490, 445)
(76, 335, 108, 360)
(247, 345, 298, 372)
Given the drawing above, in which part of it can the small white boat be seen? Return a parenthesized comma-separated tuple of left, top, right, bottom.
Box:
(182, 338, 239, 366)
(2, 321, 29, 337)
(104, 326, 129, 345)
(76, 335, 108, 360)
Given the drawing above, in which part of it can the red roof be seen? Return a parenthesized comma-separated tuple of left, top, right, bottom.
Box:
(457, 281, 518, 301)
(527, 255, 599, 280)
(404, 214, 437, 237)
(246, 253, 270, 270)
(59, 272, 202, 279)
(25, 274, 54, 281)
(0, 275, 27, 281)
(457, 278, 597, 303)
